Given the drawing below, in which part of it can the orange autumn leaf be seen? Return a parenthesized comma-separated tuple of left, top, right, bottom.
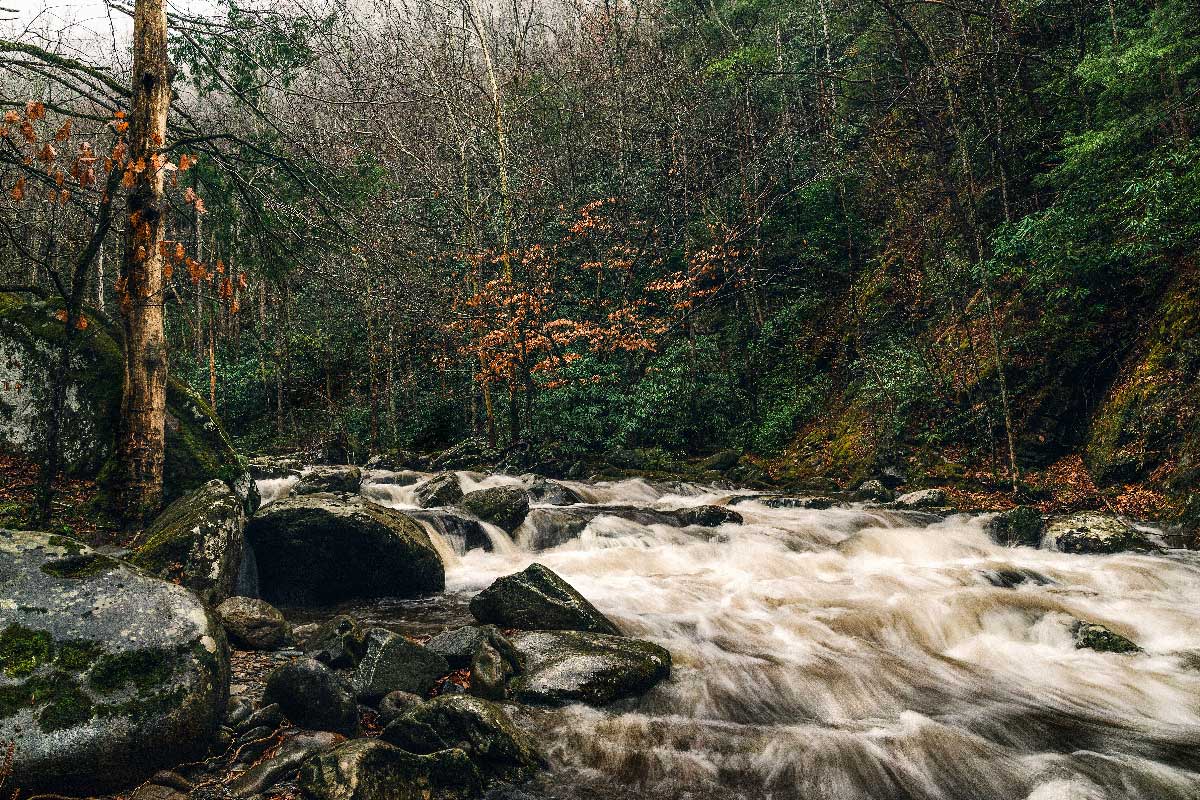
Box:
(55, 120, 72, 141)
(10, 177, 25, 202)
(122, 169, 136, 189)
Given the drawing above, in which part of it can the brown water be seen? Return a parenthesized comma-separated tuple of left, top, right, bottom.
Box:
(266, 471, 1200, 800)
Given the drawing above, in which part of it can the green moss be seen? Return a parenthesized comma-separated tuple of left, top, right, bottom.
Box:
(39, 553, 118, 579)
(0, 623, 54, 678)
(32, 673, 95, 732)
(89, 648, 173, 694)
(57, 640, 104, 671)
(1073, 622, 1141, 654)
(47, 534, 87, 556)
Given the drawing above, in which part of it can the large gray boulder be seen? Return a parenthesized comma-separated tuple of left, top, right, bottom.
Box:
(0, 294, 243, 507)
(350, 629, 448, 701)
(458, 486, 529, 533)
(0, 530, 229, 794)
(469, 563, 621, 636)
(263, 658, 358, 736)
(508, 630, 671, 706)
(1047, 512, 1160, 555)
(380, 695, 543, 783)
(129, 479, 247, 605)
(298, 738, 481, 800)
(245, 493, 444, 606)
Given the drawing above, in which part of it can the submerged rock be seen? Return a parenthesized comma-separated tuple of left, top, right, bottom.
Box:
(460, 486, 530, 533)
(0, 529, 229, 794)
(246, 493, 444, 606)
(216, 597, 289, 651)
(129, 479, 247, 605)
(295, 466, 363, 496)
(263, 658, 358, 736)
(415, 472, 465, 508)
(470, 563, 621, 636)
(508, 630, 671, 706)
(350, 629, 449, 701)
(298, 738, 481, 800)
(1047, 512, 1159, 555)
(1073, 622, 1141, 654)
(986, 507, 1045, 548)
(381, 695, 543, 783)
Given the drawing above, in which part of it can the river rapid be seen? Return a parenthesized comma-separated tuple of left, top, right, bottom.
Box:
(263, 471, 1200, 800)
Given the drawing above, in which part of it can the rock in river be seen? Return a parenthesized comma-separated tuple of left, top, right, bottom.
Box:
(295, 466, 363, 495)
(469, 563, 621, 636)
(350, 628, 449, 701)
(263, 657, 359, 736)
(298, 738, 482, 800)
(0, 529, 229, 794)
(1047, 512, 1160, 555)
(415, 472, 465, 508)
(245, 493, 444, 606)
(508, 630, 671, 707)
(459, 486, 529, 533)
(216, 596, 289, 651)
(129, 479, 247, 605)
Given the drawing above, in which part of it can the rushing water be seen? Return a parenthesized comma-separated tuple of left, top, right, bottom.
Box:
(268, 472, 1200, 800)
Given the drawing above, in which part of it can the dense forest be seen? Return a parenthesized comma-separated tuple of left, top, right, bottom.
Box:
(2, 0, 1198, 513)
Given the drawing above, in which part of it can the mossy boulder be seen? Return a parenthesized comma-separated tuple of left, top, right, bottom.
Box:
(129, 479, 247, 605)
(380, 695, 543, 783)
(469, 563, 621, 636)
(458, 486, 529, 533)
(1072, 622, 1141, 654)
(0, 529, 229, 794)
(986, 507, 1045, 548)
(245, 493, 444, 606)
(216, 596, 289, 651)
(350, 628, 448, 701)
(508, 630, 671, 706)
(1046, 512, 1160, 555)
(0, 293, 243, 508)
(414, 472, 464, 508)
(298, 738, 481, 800)
(295, 466, 363, 496)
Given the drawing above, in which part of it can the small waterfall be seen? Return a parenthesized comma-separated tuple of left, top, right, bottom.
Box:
(255, 475, 299, 507)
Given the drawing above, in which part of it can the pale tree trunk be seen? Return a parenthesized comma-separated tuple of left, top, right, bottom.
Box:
(114, 0, 171, 522)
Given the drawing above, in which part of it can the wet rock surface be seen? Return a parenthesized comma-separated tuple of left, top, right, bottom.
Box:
(507, 630, 671, 707)
(1047, 512, 1160, 554)
(0, 529, 229, 794)
(295, 466, 364, 495)
(470, 563, 621, 635)
(460, 487, 530, 533)
(416, 472, 466, 508)
(350, 628, 449, 700)
(299, 738, 483, 800)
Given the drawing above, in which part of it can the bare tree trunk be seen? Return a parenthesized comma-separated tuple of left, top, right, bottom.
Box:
(113, 0, 171, 522)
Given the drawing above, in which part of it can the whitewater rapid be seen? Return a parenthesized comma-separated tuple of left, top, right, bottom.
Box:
(281, 472, 1200, 799)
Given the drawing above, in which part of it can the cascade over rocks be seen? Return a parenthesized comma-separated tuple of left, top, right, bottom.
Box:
(380, 695, 543, 783)
(216, 596, 289, 651)
(298, 738, 482, 800)
(0, 293, 245, 507)
(1047, 512, 1160, 554)
(508, 630, 671, 707)
(246, 493, 444, 605)
(521, 505, 741, 550)
(459, 486, 529, 533)
(263, 658, 359, 736)
(0, 529, 229, 794)
(523, 476, 583, 506)
(350, 628, 449, 701)
(415, 472, 465, 508)
(130, 479, 247, 605)
(470, 563, 621, 635)
(408, 510, 492, 552)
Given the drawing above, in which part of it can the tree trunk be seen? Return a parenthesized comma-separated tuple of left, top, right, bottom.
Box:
(113, 0, 171, 523)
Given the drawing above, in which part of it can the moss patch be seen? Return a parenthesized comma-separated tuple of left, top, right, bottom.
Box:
(0, 623, 54, 678)
(90, 648, 174, 694)
(32, 672, 95, 732)
(57, 640, 104, 672)
(39, 552, 118, 579)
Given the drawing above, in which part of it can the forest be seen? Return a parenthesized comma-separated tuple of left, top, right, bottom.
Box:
(1, 0, 1199, 798)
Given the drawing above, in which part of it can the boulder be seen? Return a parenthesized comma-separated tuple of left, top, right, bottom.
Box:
(246, 493, 444, 606)
(0, 530, 229, 794)
(365, 471, 422, 487)
(674, 505, 743, 527)
(380, 695, 543, 783)
(986, 507, 1045, 548)
(459, 487, 529, 533)
(350, 629, 449, 701)
(377, 690, 424, 726)
(415, 472, 464, 508)
(364, 450, 425, 472)
(852, 479, 894, 502)
(700, 449, 742, 472)
(1046, 512, 1160, 555)
(129, 479, 247, 605)
(508, 630, 671, 706)
(216, 597, 289, 651)
(295, 466, 363, 496)
(248, 455, 303, 481)
(228, 730, 343, 798)
(892, 488, 947, 509)
(306, 615, 367, 669)
(298, 738, 481, 800)
(262, 658, 358, 736)
(1073, 622, 1141, 654)
(523, 476, 583, 506)
(521, 505, 740, 550)
(430, 437, 496, 471)
(470, 563, 621, 636)
(0, 293, 243, 508)
(425, 626, 521, 701)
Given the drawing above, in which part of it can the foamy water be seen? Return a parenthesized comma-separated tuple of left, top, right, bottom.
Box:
(263, 473, 1200, 799)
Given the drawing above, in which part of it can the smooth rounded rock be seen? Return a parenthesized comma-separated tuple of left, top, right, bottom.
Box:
(216, 596, 289, 651)
(350, 628, 448, 701)
(469, 563, 621, 636)
(508, 629, 671, 706)
(263, 658, 358, 736)
(459, 487, 529, 534)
